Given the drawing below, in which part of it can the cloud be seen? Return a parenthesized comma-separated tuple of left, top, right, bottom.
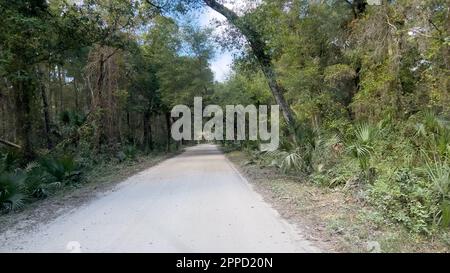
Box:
(210, 52, 233, 82)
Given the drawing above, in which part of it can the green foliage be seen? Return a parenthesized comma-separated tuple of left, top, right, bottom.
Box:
(59, 110, 85, 127)
(0, 150, 21, 173)
(414, 111, 450, 160)
(116, 145, 139, 162)
(0, 171, 26, 211)
(39, 155, 80, 183)
(212, 0, 450, 236)
(425, 158, 450, 203)
(262, 124, 340, 174)
(264, 144, 304, 174)
(0, 0, 211, 213)
(346, 123, 378, 173)
(124, 145, 138, 161)
(441, 201, 450, 228)
(369, 168, 439, 234)
(23, 161, 61, 198)
(0, 0, 448, 240)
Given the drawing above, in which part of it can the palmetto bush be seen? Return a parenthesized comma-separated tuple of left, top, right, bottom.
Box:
(116, 145, 139, 162)
(414, 110, 450, 160)
(1, 150, 83, 205)
(425, 157, 450, 227)
(413, 111, 450, 227)
(39, 155, 80, 183)
(0, 172, 26, 211)
(24, 162, 62, 198)
(346, 123, 378, 173)
(426, 158, 450, 200)
(0, 150, 20, 173)
(264, 140, 304, 173)
(262, 123, 337, 174)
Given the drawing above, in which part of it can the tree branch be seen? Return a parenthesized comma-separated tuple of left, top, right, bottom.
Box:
(428, 19, 443, 36)
(145, 0, 170, 12)
(203, 0, 240, 23)
(202, 0, 296, 127)
(0, 139, 22, 149)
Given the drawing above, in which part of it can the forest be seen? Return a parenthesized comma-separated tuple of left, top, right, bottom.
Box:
(0, 0, 449, 241)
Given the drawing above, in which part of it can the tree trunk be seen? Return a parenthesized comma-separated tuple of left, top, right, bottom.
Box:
(58, 66, 64, 114)
(148, 115, 153, 151)
(143, 109, 153, 151)
(73, 78, 79, 112)
(126, 109, 132, 143)
(203, 0, 296, 128)
(165, 112, 171, 152)
(38, 69, 53, 149)
(94, 53, 105, 150)
(1, 94, 7, 138)
(14, 76, 34, 160)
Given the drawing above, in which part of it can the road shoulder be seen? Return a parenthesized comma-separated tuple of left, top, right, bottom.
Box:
(225, 150, 450, 253)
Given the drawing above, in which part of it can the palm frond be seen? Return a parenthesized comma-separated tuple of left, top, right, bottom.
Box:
(0, 172, 26, 211)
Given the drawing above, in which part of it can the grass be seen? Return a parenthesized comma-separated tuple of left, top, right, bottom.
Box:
(226, 150, 450, 253)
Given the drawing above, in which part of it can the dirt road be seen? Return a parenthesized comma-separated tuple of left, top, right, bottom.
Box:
(0, 144, 319, 253)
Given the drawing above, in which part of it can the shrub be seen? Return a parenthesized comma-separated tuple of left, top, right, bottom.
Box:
(262, 123, 321, 174)
(39, 155, 81, 183)
(259, 121, 345, 176)
(59, 110, 85, 127)
(414, 111, 450, 160)
(0, 150, 20, 173)
(369, 168, 439, 234)
(123, 145, 138, 160)
(425, 157, 450, 227)
(0, 171, 26, 211)
(24, 162, 61, 198)
(117, 145, 138, 162)
(346, 123, 378, 174)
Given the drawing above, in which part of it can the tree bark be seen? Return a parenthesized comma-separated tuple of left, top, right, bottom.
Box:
(203, 0, 296, 128)
(38, 69, 53, 149)
(73, 78, 79, 111)
(94, 52, 106, 150)
(58, 66, 64, 114)
(148, 115, 153, 151)
(13, 76, 34, 160)
(143, 109, 153, 151)
(165, 112, 171, 152)
(126, 109, 132, 143)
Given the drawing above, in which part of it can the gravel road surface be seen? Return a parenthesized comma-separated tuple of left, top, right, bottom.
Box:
(0, 144, 319, 253)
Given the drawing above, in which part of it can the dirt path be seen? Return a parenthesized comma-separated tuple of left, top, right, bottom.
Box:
(0, 144, 319, 253)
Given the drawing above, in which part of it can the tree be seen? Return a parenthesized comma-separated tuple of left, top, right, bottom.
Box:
(146, 0, 296, 127)
(203, 0, 296, 127)
(0, 0, 103, 159)
(143, 17, 214, 150)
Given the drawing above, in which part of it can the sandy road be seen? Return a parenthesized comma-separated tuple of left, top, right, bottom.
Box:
(0, 144, 319, 253)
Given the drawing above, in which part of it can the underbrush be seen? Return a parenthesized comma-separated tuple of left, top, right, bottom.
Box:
(0, 142, 158, 213)
(239, 110, 450, 235)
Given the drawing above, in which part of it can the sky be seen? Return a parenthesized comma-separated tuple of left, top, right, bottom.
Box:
(198, 7, 234, 82)
(176, 1, 260, 82)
